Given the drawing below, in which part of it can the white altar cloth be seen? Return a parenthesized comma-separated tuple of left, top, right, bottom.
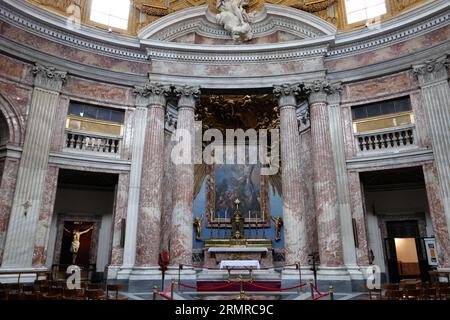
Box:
(219, 260, 260, 269)
(208, 247, 268, 253)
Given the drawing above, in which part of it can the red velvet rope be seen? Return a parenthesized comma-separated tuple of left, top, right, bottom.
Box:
(310, 284, 329, 300)
(246, 282, 306, 291)
(177, 281, 306, 292)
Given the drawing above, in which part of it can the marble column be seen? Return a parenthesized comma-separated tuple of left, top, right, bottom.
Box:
(306, 80, 344, 268)
(135, 83, 171, 267)
(119, 92, 149, 275)
(423, 163, 450, 268)
(273, 84, 308, 266)
(170, 85, 200, 267)
(1, 65, 66, 269)
(413, 56, 450, 251)
(328, 92, 368, 275)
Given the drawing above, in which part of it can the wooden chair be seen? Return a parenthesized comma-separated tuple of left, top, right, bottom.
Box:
(385, 289, 403, 300)
(106, 284, 127, 300)
(404, 288, 421, 300)
(383, 283, 399, 290)
(421, 288, 437, 300)
(439, 287, 450, 300)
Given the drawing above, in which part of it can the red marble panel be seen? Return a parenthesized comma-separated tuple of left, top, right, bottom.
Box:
(410, 90, 432, 149)
(0, 81, 32, 117)
(64, 77, 131, 104)
(0, 54, 28, 81)
(347, 170, 370, 266)
(50, 96, 70, 152)
(110, 172, 129, 266)
(423, 163, 450, 268)
(32, 166, 59, 267)
(0, 158, 19, 265)
(342, 71, 416, 103)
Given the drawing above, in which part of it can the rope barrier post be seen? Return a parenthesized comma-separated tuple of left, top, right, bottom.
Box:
(296, 263, 303, 293)
(152, 285, 159, 301)
(178, 264, 183, 293)
(310, 282, 315, 300)
(171, 279, 175, 300)
(328, 285, 334, 300)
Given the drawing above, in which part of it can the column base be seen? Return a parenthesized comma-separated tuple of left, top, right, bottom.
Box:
(281, 265, 314, 291)
(316, 266, 352, 293)
(0, 266, 49, 283)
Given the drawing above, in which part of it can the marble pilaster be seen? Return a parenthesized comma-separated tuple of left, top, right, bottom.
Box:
(306, 80, 344, 268)
(134, 83, 171, 267)
(413, 56, 450, 244)
(328, 91, 368, 274)
(119, 99, 149, 274)
(273, 84, 308, 266)
(170, 85, 200, 267)
(423, 163, 450, 268)
(1, 65, 66, 268)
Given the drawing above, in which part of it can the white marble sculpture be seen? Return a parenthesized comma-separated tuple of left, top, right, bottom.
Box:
(216, 0, 253, 43)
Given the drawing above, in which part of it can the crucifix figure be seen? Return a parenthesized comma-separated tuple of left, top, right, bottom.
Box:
(64, 225, 93, 264)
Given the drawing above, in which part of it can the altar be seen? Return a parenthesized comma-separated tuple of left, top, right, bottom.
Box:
(203, 199, 273, 268)
(205, 247, 272, 269)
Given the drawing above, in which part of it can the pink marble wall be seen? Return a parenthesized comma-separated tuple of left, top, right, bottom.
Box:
(0, 54, 30, 82)
(110, 172, 130, 266)
(342, 71, 417, 103)
(423, 163, 450, 268)
(340, 105, 356, 159)
(347, 170, 370, 266)
(50, 96, 70, 152)
(410, 91, 432, 149)
(0, 158, 19, 265)
(326, 25, 450, 72)
(32, 165, 59, 267)
(63, 77, 133, 105)
(299, 130, 318, 254)
(152, 57, 321, 78)
(160, 133, 175, 253)
(0, 22, 150, 75)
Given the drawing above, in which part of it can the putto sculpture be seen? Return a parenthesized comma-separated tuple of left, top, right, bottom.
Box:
(216, 0, 253, 43)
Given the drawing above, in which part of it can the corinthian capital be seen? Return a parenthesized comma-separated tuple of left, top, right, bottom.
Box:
(412, 56, 449, 85)
(304, 80, 342, 104)
(133, 82, 171, 107)
(174, 85, 201, 110)
(32, 64, 67, 92)
(273, 83, 302, 108)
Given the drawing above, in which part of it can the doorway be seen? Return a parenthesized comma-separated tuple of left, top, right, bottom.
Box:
(384, 220, 429, 282)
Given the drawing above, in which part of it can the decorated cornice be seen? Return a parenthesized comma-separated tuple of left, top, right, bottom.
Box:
(328, 0, 450, 58)
(0, 1, 146, 60)
(32, 64, 67, 92)
(412, 55, 449, 85)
